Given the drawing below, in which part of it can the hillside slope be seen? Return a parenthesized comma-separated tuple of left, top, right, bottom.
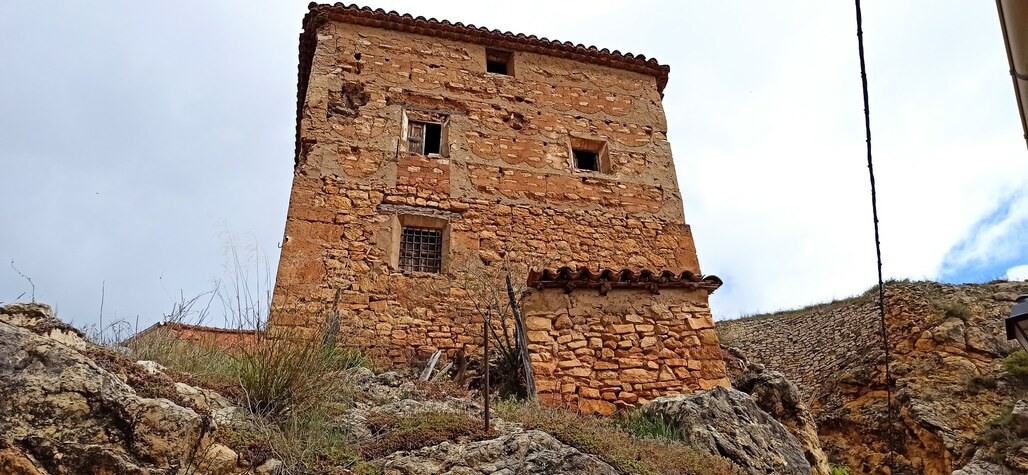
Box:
(718, 281, 1028, 474)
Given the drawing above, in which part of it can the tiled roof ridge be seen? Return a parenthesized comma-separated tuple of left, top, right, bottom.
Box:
(294, 2, 670, 165)
(303, 3, 670, 91)
(527, 266, 723, 294)
(160, 322, 260, 336)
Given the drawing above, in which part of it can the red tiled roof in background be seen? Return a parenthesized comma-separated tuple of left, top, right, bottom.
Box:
(294, 2, 672, 164)
(164, 323, 259, 346)
(125, 322, 259, 349)
(527, 267, 723, 295)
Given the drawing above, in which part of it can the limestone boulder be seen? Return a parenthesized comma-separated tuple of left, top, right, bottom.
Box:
(380, 429, 619, 475)
(1012, 400, 1028, 438)
(175, 381, 232, 414)
(0, 302, 89, 351)
(732, 364, 831, 475)
(952, 450, 1015, 475)
(0, 319, 210, 474)
(645, 386, 811, 475)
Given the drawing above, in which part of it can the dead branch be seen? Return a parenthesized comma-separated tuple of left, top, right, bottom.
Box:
(10, 260, 35, 302)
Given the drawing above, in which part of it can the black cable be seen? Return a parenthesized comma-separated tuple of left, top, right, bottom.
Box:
(853, 0, 895, 470)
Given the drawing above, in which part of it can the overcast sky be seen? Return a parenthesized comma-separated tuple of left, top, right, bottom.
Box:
(1, 1, 1025, 332)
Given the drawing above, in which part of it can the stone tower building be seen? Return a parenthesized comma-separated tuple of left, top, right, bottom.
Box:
(271, 3, 729, 414)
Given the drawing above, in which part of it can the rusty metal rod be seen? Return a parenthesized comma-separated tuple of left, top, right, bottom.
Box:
(483, 312, 490, 432)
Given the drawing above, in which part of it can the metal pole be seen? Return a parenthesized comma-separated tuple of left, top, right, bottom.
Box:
(483, 312, 491, 432)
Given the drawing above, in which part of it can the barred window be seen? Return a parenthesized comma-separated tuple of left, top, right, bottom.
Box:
(399, 227, 443, 273)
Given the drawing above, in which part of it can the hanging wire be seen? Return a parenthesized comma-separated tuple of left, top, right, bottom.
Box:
(853, 0, 895, 470)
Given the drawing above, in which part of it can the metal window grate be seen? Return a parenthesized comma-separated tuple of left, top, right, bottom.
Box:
(399, 227, 442, 273)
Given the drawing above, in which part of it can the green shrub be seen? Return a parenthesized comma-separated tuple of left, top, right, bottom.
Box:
(977, 406, 1019, 463)
(220, 408, 364, 474)
(830, 467, 850, 475)
(497, 401, 743, 475)
(126, 327, 239, 390)
(1003, 351, 1028, 380)
(617, 408, 684, 442)
(966, 374, 999, 392)
(932, 300, 972, 322)
(1001, 350, 1028, 383)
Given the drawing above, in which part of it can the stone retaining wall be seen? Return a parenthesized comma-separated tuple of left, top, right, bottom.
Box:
(715, 296, 881, 401)
(525, 287, 728, 415)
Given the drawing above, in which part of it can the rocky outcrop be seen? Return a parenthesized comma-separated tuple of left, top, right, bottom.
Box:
(0, 300, 631, 475)
(0, 317, 209, 474)
(381, 429, 620, 475)
(0, 303, 90, 350)
(727, 352, 831, 475)
(718, 281, 1028, 474)
(952, 450, 1015, 475)
(645, 386, 811, 474)
(0, 301, 821, 474)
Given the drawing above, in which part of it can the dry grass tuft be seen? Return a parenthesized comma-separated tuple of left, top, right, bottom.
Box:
(361, 411, 491, 459)
(234, 334, 359, 419)
(497, 401, 743, 475)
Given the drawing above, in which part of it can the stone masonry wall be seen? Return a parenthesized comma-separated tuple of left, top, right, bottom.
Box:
(524, 288, 729, 415)
(270, 10, 725, 402)
(715, 296, 882, 403)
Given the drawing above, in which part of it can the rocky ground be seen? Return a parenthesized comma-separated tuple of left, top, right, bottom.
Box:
(1, 302, 822, 475)
(720, 281, 1028, 475)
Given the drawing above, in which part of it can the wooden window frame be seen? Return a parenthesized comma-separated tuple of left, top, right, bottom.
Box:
(403, 110, 449, 158)
(569, 136, 610, 174)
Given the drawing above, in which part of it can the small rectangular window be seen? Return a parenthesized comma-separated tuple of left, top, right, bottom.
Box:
(570, 136, 609, 173)
(486, 48, 513, 76)
(573, 149, 599, 171)
(407, 121, 443, 155)
(399, 227, 443, 274)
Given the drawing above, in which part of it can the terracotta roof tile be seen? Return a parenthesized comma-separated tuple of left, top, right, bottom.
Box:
(124, 322, 259, 348)
(527, 266, 723, 295)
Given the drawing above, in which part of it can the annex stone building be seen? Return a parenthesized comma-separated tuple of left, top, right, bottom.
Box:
(271, 3, 729, 414)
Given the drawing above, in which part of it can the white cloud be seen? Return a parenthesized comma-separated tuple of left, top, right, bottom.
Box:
(1008, 265, 1028, 282)
(940, 189, 1028, 277)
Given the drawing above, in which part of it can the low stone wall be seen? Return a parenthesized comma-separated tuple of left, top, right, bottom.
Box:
(523, 287, 729, 415)
(715, 295, 881, 402)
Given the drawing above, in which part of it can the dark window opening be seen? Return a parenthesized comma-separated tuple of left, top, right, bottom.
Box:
(486, 48, 513, 75)
(573, 149, 599, 171)
(407, 121, 443, 155)
(399, 227, 443, 274)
